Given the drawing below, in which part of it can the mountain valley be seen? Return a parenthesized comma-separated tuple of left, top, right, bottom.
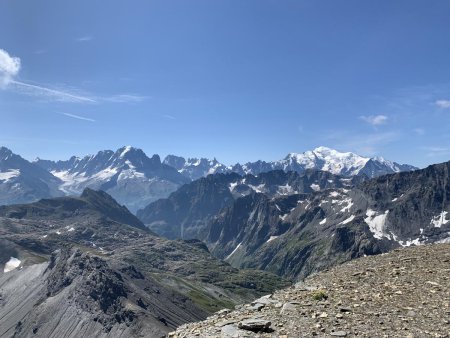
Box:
(0, 189, 288, 337)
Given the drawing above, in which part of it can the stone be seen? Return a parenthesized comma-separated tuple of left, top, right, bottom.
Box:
(238, 318, 272, 332)
(330, 331, 348, 337)
(247, 303, 265, 311)
(215, 319, 237, 327)
(280, 302, 297, 314)
(221, 324, 251, 337)
(252, 294, 276, 305)
(215, 309, 232, 316)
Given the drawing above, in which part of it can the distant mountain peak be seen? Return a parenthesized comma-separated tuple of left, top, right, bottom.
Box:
(0, 146, 13, 160)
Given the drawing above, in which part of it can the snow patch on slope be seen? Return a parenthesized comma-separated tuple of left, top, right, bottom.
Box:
(340, 215, 355, 225)
(0, 169, 20, 182)
(226, 243, 242, 260)
(267, 236, 279, 243)
(365, 209, 389, 240)
(431, 211, 449, 228)
(3, 257, 21, 273)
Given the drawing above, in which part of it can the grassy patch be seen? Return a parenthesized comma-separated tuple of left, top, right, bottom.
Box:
(312, 289, 328, 301)
(188, 289, 235, 313)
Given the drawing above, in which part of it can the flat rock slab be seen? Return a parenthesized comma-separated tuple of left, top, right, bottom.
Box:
(252, 295, 277, 305)
(221, 324, 252, 337)
(238, 319, 272, 332)
(247, 303, 265, 311)
(280, 302, 297, 314)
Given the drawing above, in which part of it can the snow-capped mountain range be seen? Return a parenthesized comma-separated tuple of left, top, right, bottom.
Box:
(0, 145, 417, 212)
(166, 146, 418, 180)
(0, 147, 63, 205)
(34, 146, 189, 212)
(163, 155, 229, 181)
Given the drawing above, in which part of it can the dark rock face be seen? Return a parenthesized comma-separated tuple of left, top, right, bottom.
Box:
(208, 161, 450, 279)
(0, 147, 63, 206)
(358, 160, 450, 242)
(140, 161, 449, 281)
(137, 170, 359, 240)
(137, 173, 239, 239)
(0, 189, 288, 337)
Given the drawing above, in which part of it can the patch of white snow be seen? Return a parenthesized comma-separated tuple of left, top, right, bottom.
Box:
(267, 236, 279, 243)
(226, 243, 242, 260)
(365, 209, 389, 240)
(3, 257, 21, 273)
(430, 211, 449, 228)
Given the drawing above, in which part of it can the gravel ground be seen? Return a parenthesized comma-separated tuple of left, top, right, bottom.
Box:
(170, 244, 450, 338)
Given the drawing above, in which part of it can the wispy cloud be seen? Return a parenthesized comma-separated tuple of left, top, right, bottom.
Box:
(1, 48, 96, 102)
(11, 80, 96, 103)
(435, 99, 450, 108)
(163, 114, 176, 120)
(76, 36, 93, 42)
(104, 94, 148, 103)
(0, 48, 147, 105)
(58, 112, 95, 122)
(359, 114, 388, 126)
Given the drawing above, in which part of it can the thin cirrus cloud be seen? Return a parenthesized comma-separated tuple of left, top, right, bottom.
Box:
(359, 114, 388, 126)
(162, 114, 176, 120)
(75, 36, 94, 42)
(104, 94, 148, 103)
(1, 47, 96, 103)
(58, 112, 95, 122)
(0, 48, 146, 104)
(10, 80, 96, 103)
(435, 100, 450, 108)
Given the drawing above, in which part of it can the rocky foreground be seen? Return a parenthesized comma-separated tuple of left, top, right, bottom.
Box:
(170, 244, 450, 337)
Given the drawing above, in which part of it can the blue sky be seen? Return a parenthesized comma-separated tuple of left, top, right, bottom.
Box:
(1, 0, 450, 168)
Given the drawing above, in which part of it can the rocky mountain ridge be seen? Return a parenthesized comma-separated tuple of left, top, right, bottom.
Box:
(0, 147, 63, 206)
(0, 189, 288, 338)
(170, 243, 450, 337)
(35, 146, 189, 213)
(139, 160, 450, 280)
(1, 146, 417, 212)
(210, 160, 450, 279)
(137, 170, 363, 240)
